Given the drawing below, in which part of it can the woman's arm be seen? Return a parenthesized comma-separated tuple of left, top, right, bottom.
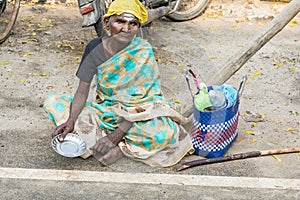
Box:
(69, 80, 91, 122)
(52, 80, 91, 141)
(92, 119, 133, 154)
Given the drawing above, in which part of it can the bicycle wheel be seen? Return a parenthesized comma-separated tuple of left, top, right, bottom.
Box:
(0, 0, 20, 44)
(167, 0, 210, 21)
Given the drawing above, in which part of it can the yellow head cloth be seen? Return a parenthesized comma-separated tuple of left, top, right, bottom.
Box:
(104, 0, 148, 24)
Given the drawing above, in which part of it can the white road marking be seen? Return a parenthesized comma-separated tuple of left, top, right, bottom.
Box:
(0, 167, 299, 190)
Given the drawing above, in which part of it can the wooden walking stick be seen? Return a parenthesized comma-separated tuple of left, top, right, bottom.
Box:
(182, 0, 300, 118)
(174, 148, 300, 171)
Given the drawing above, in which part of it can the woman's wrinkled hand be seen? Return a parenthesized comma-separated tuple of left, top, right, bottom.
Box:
(90, 121, 132, 155)
(91, 136, 116, 155)
(52, 118, 75, 142)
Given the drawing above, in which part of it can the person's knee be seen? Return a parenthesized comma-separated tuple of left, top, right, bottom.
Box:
(43, 94, 59, 111)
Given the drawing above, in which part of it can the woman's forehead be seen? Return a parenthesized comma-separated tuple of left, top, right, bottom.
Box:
(113, 13, 138, 21)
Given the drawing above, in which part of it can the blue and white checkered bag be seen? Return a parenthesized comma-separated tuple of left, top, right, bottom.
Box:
(186, 70, 246, 158)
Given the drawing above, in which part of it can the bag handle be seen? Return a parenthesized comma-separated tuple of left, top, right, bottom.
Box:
(231, 75, 247, 110)
(185, 69, 200, 98)
(237, 75, 247, 98)
(186, 69, 247, 100)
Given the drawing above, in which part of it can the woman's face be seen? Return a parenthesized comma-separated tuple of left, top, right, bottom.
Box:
(105, 13, 140, 36)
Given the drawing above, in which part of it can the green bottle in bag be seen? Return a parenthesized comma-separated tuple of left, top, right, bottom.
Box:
(194, 88, 212, 111)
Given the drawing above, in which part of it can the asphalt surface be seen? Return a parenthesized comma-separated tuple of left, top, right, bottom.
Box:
(1, 167, 300, 199)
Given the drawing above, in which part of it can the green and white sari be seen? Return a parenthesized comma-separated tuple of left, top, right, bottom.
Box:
(44, 37, 193, 167)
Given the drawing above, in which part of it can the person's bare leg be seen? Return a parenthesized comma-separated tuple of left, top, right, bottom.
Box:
(91, 120, 132, 166)
(91, 120, 133, 155)
(94, 146, 124, 166)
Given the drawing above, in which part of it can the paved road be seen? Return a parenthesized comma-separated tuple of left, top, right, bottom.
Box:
(1, 167, 300, 199)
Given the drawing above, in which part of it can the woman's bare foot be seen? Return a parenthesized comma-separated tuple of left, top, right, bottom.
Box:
(91, 121, 131, 155)
(94, 146, 124, 166)
(91, 136, 116, 155)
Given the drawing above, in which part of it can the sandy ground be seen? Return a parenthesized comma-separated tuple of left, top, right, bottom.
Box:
(0, 0, 299, 180)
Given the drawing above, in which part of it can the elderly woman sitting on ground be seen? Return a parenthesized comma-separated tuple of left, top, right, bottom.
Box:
(44, 0, 193, 167)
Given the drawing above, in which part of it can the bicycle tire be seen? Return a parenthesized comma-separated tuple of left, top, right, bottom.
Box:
(0, 0, 20, 44)
(166, 0, 210, 21)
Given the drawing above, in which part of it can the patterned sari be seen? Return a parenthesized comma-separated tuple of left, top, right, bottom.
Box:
(44, 37, 193, 167)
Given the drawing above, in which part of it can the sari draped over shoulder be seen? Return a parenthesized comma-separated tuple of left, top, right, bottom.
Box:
(44, 37, 193, 167)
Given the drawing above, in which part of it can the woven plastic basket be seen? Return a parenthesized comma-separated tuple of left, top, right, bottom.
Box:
(186, 70, 246, 158)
